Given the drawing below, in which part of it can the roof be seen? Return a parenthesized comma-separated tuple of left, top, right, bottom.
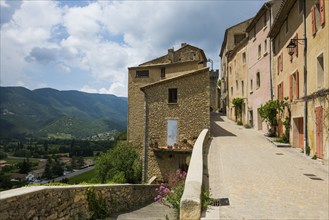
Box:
(128, 60, 198, 70)
(140, 67, 209, 90)
(268, 0, 297, 38)
(219, 18, 253, 58)
(246, 2, 272, 32)
(138, 44, 207, 67)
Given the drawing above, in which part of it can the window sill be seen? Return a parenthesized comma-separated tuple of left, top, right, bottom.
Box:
(263, 26, 267, 31)
(168, 102, 178, 105)
(253, 38, 256, 42)
(250, 91, 253, 94)
(263, 52, 268, 57)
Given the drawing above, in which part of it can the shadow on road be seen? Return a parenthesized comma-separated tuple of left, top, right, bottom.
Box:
(210, 112, 236, 137)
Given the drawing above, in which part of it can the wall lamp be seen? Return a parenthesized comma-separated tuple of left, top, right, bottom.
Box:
(286, 38, 306, 56)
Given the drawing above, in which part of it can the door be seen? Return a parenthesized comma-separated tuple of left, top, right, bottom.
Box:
(315, 107, 324, 159)
(278, 119, 283, 137)
(167, 120, 178, 147)
(297, 118, 304, 149)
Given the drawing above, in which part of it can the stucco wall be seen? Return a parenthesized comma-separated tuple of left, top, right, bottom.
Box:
(272, 0, 328, 160)
(0, 184, 158, 220)
(247, 7, 272, 132)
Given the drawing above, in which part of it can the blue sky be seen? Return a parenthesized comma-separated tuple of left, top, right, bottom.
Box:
(0, 0, 266, 97)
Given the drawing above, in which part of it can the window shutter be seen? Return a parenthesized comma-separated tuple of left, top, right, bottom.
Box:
(281, 81, 284, 101)
(296, 70, 299, 98)
(277, 84, 280, 100)
(277, 56, 280, 75)
(280, 53, 283, 72)
(320, 0, 325, 25)
(289, 75, 293, 101)
(295, 33, 298, 57)
(312, 6, 317, 35)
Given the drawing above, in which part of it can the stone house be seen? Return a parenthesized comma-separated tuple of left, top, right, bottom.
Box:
(128, 43, 211, 181)
(220, 18, 252, 116)
(268, 0, 328, 160)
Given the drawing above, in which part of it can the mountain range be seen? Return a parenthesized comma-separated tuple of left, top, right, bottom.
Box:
(0, 87, 127, 139)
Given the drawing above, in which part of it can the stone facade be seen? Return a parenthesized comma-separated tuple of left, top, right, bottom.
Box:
(128, 44, 211, 180)
(269, 0, 329, 160)
(0, 184, 158, 220)
(210, 69, 219, 111)
(141, 68, 210, 179)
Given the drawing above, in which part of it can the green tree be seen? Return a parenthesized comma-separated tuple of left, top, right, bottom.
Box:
(95, 142, 141, 184)
(258, 100, 285, 137)
(18, 159, 32, 174)
(232, 97, 244, 124)
(52, 161, 64, 177)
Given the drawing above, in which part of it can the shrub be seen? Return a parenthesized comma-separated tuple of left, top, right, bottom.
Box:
(95, 142, 142, 184)
(155, 169, 187, 218)
(244, 124, 252, 129)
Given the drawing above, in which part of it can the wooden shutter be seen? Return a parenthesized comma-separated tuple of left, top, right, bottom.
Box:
(312, 6, 317, 35)
(277, 56, 280, 75)
(289, 75, 293, 101)
(296, 70, 299, 99)
(295, 33, 298, 57)
(280, 53, 283, 72)
(281, 81, 284, 101)
(320, 0, 325, 25)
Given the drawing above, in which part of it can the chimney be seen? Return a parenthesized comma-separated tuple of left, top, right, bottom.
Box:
(168, 48, 174, 62)
(181, 43, 187, 47)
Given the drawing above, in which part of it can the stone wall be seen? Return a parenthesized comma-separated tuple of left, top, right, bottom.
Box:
(0, 184, 158, 220)
(143, 68, 210, 180)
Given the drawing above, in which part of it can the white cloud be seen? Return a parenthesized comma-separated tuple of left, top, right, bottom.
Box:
(1, 0, 265, 97)
(57, 63, 71, 73)
(0, 0, 10, 8)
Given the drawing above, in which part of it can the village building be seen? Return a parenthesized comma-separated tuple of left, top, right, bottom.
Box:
(128, 43, 211, 181)
(220, 18, 252, 117)
(268, 0, 328, 160)
(246, 2, 273, 131)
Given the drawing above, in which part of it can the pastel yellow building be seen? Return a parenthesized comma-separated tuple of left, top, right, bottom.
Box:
(269, 0, 328, 160)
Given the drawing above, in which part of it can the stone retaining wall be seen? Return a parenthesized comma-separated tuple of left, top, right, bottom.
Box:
(180, 129, 209, 220)
(0, 184, 158, 220)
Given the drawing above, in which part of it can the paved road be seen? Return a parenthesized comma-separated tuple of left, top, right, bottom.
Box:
(41, 166, 95, 184)
(113, 202, 175, 220)
(203, 113, 329, 219)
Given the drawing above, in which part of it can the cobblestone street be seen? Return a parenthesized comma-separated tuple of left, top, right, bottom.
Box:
(203, 113, 329, 219)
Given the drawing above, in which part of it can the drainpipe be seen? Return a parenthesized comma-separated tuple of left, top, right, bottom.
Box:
(266, 3, 274, 100)
(302, 0, 308, 154)
(141, 88, 148, 182)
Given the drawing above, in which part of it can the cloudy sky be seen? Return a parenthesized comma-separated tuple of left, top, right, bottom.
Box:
(1, 0, 266, 97)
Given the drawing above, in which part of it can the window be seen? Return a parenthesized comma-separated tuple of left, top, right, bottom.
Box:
(231, 87, 233, 95)
(256, 72, 260, 89)
(263, 11, 267, 26)
(253, 28, 256, 39)
(264, 39, 267, 53)
(290, 71, 299, 100)
(317, 53, 324, 88)
(285, 19, 289, 33)
(136, 70, 149, 78)
(299, 0, 303, 14)
(250, 79, 253, 92)
(230, 66, 232, 74)
(236, 80, 238, 90)
(234, 34, 245, 45)
(258, 44, 261, 58)
(168, 88, 177, 103)
(161, 67, 166, 78)
(278, 82, 284, 101)
(241, 81, 244, 96)
(242, 52, 246, 64)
